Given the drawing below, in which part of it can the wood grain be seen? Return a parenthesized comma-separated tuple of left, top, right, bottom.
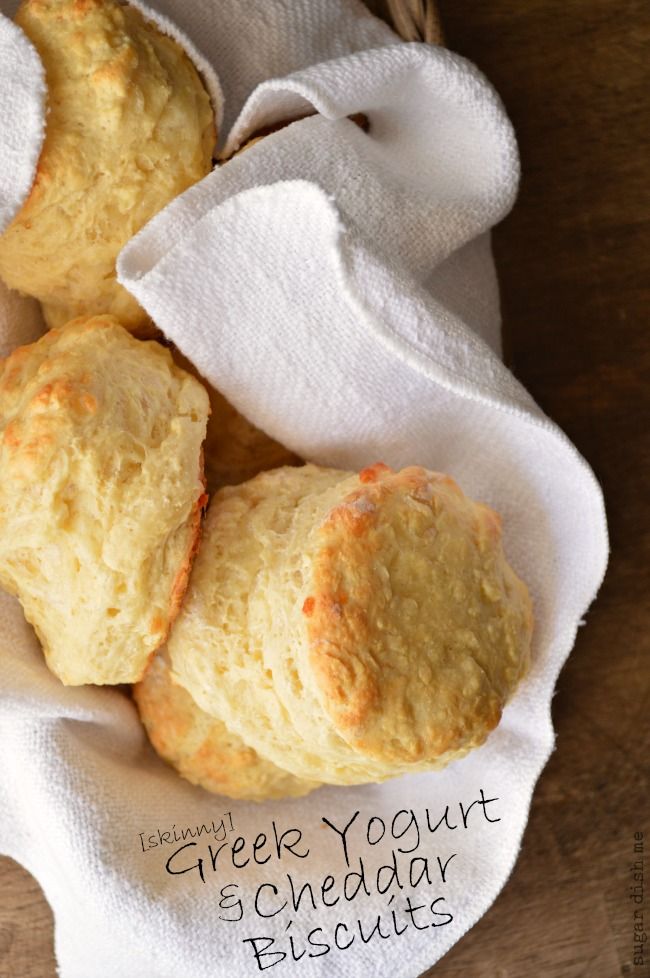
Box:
(422, 1, 650, 976)
(0, 858, 55, 978)
(1, 1, 649, 976)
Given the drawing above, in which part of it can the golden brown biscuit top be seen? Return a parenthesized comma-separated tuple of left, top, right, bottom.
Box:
(0, 315, 203, 485)
(0, 315, 211, 686)
(304, 464, 534, 765)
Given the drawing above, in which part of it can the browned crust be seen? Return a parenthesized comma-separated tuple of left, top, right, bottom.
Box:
(137, 450, 208, 684)
(169, 484, 209, 626)
(307, 473, 388, 742)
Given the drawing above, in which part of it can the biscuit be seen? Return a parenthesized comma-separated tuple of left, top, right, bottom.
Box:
(168, 346, 300, 492)
(0, 315, 210, 685)
(0, 0, 215, 334)
(134, 651, 319, 801)
(203, 386, 300, 490)
(168, 464, 534, 785)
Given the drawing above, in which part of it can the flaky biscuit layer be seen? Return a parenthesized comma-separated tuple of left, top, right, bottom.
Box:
(0, 315, 210, 685)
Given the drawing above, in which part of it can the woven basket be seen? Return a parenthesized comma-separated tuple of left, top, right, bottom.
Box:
(366, 0, 443, 45)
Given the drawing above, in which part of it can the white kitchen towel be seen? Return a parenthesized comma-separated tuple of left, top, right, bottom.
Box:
(0, 11, 45, 233)
(0, 2, 608, 978)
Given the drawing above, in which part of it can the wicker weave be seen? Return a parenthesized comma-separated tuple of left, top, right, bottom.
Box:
(365, 0, 443, 45)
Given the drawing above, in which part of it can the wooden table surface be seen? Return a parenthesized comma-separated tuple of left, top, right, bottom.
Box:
(1, 2, 649, 976)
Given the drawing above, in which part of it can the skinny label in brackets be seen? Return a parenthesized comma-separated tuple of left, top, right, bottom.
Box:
(139, 812, 234, 851)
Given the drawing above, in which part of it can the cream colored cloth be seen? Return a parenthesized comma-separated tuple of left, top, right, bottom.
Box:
(0, 1, 608, 977)
(0, 10, 45, 232)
